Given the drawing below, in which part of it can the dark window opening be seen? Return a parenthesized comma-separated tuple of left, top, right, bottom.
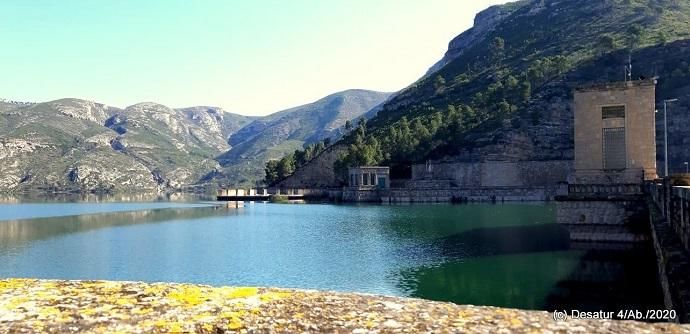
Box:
(602, 105, 625, 119)
(603, 127, 626, 170)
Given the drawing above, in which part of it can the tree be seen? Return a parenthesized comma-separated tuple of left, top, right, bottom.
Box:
(264, 160, 281, 185)
(520, 81, 532, 102)
(489, 37, 506, 64)
(656, 31, 668, 45)
(434, 75, 447, 95)
(277, 154, 295, 179)
(597, 34, 616, 54)
(626, 24, 644, 51)
(344, 120, 353, 131)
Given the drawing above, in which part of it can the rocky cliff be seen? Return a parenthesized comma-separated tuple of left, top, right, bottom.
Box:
(0, 99, 249, 193)
(426, 1, 529, 75)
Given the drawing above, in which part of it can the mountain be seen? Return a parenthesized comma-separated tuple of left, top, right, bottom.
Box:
(279, 0, 690, 186)
(0, 99, 249, 193)
(426, 1, 527, 75)
(0, 89, 388, 192)
(215, 89, 392, 185)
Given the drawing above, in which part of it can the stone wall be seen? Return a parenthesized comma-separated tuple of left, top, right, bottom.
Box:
(387, 186, 556, 203)
(2, 279, 685, 332)
(411, 160, 572, 188)
(647, 181, 690, 322)
(342, 189, 384, 202)
(556, 199, 649, 242)
(648, 181, 690, 252)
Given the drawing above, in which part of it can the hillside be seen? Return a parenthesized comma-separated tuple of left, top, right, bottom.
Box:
(0, 99, 248, 193)
(0, 90, 389, 192)
(280, 0, 690, 186)
(216, 89, 391, 185)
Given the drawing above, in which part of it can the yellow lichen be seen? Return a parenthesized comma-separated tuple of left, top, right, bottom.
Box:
(38, 306, 61, 318)
(219, 287, 258, 299)
(167, 322, 185, 332)
(115, 297, 137, 306)
(0, 279, 33, 291)
(227, 317, 243, 330)
(168, 285, 207, 306)
(510, 318, 523, 327)
(132, 307, 152, 315)
(258, 290, 291, 302)
(5, 296, 30, 309)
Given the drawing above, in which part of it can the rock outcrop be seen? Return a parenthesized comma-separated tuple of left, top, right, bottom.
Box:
(426, 1, 529, 75)
(0, 99, 245, 193)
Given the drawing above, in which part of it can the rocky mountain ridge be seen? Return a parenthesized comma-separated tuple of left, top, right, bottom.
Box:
(0, 89, 389, 192)
(216, 89, 392, 185)
(426, 1, 529, 75)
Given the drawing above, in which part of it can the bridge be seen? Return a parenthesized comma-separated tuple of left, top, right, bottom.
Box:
(216, 188, 305, 201)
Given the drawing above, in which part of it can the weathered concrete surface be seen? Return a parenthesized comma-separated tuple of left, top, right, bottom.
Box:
(0, 279, 688, 333)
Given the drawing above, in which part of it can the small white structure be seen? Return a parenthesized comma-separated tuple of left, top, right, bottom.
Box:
(348, 166, 390, 189)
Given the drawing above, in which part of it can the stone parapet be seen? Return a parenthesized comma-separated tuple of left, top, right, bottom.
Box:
(556, 198, 650, 242)
(648, 197, 690, 323)
(0, 279, 688, 333)
(388, 186, 559, 203)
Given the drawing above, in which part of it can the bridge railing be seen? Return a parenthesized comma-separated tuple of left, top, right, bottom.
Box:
(647, 180, 690, 251)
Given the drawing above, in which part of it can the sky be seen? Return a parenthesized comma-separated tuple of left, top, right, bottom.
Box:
(0, 0, 511, 116)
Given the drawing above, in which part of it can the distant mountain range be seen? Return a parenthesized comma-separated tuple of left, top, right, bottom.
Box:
(0, 89, 390, 193)
(216, 90, 391, 185)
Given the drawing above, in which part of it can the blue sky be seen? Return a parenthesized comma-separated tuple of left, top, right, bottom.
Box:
(0, 0, 510, 115)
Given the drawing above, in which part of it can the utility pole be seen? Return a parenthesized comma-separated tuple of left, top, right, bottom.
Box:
(663, 98, 678, 177)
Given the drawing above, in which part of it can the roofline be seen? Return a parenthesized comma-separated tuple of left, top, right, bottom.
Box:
(575, 79, 657, 92)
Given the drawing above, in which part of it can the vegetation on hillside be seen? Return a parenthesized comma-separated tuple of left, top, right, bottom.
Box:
(266, 0, 690, 184)
(220, 90, 390, 186)
(264, 138, 331, 185)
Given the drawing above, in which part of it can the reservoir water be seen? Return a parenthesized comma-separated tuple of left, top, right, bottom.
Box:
(0, 200, 663, 312)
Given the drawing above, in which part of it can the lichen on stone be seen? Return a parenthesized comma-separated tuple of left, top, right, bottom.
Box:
(0, 278, 689, 333)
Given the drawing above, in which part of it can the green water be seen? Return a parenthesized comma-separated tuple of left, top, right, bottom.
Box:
(0, 201, 663, 311)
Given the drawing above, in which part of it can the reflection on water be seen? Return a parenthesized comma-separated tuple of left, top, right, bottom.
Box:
(0, 201, 663, 313)
(0, 201, 218, 221)
(0, 192, 214, 204)
(0, 206, 233, 252)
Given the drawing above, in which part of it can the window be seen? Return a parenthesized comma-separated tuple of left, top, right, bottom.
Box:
(350, 174, 354, 187)
(363, 173, 369, 186)
(371, 173, 376, 185)
(602, 105, 625, 119)
(603, 127, 626, 170)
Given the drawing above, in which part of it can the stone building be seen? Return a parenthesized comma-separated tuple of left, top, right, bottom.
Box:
(558, 79, 658, 243)
(347, 166, 390, 189)
(343, 167, 390, 202)
(573, 79, 658, 184)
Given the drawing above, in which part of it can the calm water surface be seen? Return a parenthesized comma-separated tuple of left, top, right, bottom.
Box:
(0, 200, 663, 311)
